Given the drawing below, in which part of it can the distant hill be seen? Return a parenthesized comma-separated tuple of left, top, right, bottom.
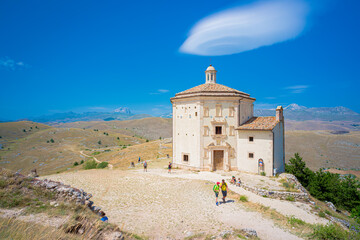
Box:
(26, 108, 153, 124)
(52, 117, 172, 140)
(255, 103, 360, 121)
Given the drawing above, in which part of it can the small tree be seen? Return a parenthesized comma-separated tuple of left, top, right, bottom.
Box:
(73, 161, 79, 166)
(50, 138, 55, 143)
(80, 160, 84, 164)
(23, 129, 26, 132)
(146, 139, 149, 142)
(98, 140, 102, 145)
(117, 137, 120, 140)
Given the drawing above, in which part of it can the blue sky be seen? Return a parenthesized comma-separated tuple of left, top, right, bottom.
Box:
(0, 0, 359, 120)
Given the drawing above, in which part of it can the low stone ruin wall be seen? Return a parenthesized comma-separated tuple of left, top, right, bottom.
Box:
(240, 173, 309, 201)
(31, 177, 106, 217)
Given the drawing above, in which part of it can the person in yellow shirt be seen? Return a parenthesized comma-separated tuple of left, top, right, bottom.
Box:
(220, 179, 228, 203)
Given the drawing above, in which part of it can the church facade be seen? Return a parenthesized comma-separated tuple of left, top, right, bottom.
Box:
(170, 65, 285, 176)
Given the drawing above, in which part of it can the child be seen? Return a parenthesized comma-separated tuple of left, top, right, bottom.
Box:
(236, 177, 242, 187)
(213, 182, 220, 206)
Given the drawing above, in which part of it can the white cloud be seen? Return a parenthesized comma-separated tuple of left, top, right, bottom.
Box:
(0, 57, 29, 70)
(149, 89, 170, 95)
(158, 89, 169, 93)
(180, 0, 310, 56)
(285, 85, 309, 93)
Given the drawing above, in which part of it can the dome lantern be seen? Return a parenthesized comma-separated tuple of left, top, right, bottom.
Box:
(205, 65, 217, 84)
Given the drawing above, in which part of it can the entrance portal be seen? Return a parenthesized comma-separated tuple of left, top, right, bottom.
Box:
(213, 150, 224, 170)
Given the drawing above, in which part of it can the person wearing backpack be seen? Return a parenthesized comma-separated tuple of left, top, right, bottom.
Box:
(220, 179, 228, 203)
(213, 182, 220, 206)
(143, 161, 148, 172)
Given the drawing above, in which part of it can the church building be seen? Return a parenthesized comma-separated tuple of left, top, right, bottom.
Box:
(170, 65, 285, 176)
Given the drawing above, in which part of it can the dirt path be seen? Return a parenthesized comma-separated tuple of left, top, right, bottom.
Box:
(43, 169, 303, 240)
(146, 169, 329, 225)
(80, 150, 113, 169)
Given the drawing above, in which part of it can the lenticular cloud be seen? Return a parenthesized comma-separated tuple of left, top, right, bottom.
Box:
(180, 0, 310, 56)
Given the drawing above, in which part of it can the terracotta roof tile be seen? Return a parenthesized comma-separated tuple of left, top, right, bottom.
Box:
(237, 117, 278, 130)
(175, 83, 250, 96)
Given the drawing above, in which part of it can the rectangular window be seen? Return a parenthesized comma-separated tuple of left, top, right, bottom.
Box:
(215, 126, 222, 135)
(249, 136, 254, 142)
(229, 107, 235, 117)
(183, 154, 189, 162)
(230, 126, 235, 136)
(216, 104, 222, 117)
(204, 107, 209, 117)
(195, 112, 197, 116)
(249, 153, 254, 158)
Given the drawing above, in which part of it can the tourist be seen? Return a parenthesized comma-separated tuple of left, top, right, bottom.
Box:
(168, 162, 172, 173)
(100, 212, 108, 222)
(138, 156, 141, 163)
(143, 161, 148, 172)
(236, 177, 242, 187)
(131, 162, 135, 168)
(220, 179, 228, 203)
(230, 176, 236, 184)
(213, 182, 220, 206)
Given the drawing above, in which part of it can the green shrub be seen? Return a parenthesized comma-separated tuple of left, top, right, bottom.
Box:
(97, 162, 109, 169)
(285, 153, 360, 219)
(319, 211, 326, 218)
(83, 160, 98, 170)
(260, 172, 266, 176)
(80, 160, 84, 164)
(310, 224, 349, 240)
(50, 138, 54, 143)
(239, 195, 248, 202)
(146, 139, 149, 142)
(286, 195, 295, 201)
(73, 162, 79, 166)
(287, 216, 306, 226)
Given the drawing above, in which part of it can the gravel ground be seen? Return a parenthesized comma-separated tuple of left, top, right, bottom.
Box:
(43, 169, 305, 239)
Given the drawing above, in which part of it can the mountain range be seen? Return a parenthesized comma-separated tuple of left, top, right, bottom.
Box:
(11, 103, 360, 124)
(254, 104, 360, 121)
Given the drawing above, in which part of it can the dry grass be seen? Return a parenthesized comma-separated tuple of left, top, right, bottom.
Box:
(0, 217, 80, 240)
(285, 130, 360, 170)
(0, 123, 144, 175)
(51, 117, 172, 140)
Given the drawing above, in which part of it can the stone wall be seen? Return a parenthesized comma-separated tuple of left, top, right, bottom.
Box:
(240, 173, 309, 201)
(30, 176, 106, 217)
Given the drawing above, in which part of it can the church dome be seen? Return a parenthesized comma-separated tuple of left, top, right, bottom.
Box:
(206, 65, 215, 71)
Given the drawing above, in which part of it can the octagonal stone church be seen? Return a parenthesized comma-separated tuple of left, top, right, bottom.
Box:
(170, 65, 285, 176)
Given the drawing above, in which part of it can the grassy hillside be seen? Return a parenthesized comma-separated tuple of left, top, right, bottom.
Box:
(285, 131, 360, 170)
(0, 123, 145, 175)
(51, 117, 172, 140)
(0, 121, 51, 143)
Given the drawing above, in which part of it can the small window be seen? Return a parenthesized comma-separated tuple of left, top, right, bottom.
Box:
(215, 126, 222, 135)
(195, 112, 197, 117)
(183, 154, 189, 162)
(249, 153, 254, 158)
(249, 136, 254, 142)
